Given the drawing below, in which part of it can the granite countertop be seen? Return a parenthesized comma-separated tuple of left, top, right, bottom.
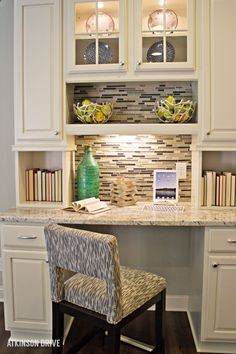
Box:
(1, 203, 236, 226)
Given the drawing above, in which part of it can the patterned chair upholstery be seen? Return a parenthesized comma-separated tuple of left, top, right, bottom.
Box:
(44, 223, 167, 354)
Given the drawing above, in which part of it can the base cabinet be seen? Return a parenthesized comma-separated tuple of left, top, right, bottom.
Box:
(202, 255, 236, 341)
(1, 224, 52, 340)
(189, 227, 236, 353)
(201, 228, 236, 342)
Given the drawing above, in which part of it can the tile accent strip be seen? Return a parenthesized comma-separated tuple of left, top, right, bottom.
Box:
(75, 135, 192, 202)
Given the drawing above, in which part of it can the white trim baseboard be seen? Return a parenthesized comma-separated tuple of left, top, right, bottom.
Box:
(166, 295, 189, 311)
(187, 311, 236, 353)
(0, 257, 3, 302)
(149, 295, 189, 312)
(0, 286, 4, 302)
(0, 293, 189, 311)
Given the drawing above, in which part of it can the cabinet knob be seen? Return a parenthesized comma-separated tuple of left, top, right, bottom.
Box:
(119, 61, 125, 66)
(212, 262, 218, 268)
(54, 131, 59, 136)
(206, 132, 210, 136)
(137, 61, 142, 66)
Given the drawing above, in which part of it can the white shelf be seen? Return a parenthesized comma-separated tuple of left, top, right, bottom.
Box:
(142, 31, 188, 38)
(65, 123, 199, 136)
(17, 201, 63, 208)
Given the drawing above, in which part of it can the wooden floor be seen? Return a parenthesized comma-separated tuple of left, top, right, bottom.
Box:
(0, 302, 222, 354)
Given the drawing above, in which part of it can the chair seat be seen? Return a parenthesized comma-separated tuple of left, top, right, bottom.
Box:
(64, 266, 166, 323)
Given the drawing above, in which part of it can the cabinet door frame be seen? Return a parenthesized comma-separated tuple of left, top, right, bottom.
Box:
(2, 249, 51, 332)
(64, 0, 127, 75)
(201, 254, 236, 341)
(14, 0, 62, 142)
(201, 0, 236, 141)
(133, 0, 195, 72)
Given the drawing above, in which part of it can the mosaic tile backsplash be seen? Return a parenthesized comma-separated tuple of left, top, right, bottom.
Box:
(75, 135, 192, 202)
(72, 81, 195, 124)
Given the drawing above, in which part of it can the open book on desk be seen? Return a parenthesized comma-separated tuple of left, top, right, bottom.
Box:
(64, 197, 111, 214)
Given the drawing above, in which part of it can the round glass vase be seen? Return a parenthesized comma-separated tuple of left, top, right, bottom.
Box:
(77, 145, 100, 200)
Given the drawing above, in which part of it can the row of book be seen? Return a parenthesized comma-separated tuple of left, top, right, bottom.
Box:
(25, 168, 62, 202)
(201, 171, 236, 207)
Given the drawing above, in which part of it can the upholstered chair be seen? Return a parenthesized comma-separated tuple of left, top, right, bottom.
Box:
(44, 224, 166, 354)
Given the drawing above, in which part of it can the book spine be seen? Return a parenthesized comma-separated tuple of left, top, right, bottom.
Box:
(231, 175, 236, 207)
(37, 170, 42, 202)
(204, 175, 207, 206)
(25, 170, 29, 201)
(34, 172, 38, 201)
(28, 169, 38, 201)
(216, 175, 220, 207)
(222, 175, 226, 207)
(42, 171, 46, 201)
(47, 172, 52, 202)
(201, 176, 204, 206)
(206, 171, 213, 207)
(51, 171, 55, 202)
(212, 171, 216, 206)
(58, 169, 62, 202)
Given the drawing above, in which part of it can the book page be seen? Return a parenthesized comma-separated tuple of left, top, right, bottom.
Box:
(72, 197, 98, 211)
(86, 201, 108, 213)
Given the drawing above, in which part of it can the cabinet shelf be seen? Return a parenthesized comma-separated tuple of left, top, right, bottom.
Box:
(75, 33, 119, 39)
(18, 201, 63, 209)
(65, 123, 199, 136)
(15, 151, 74, 208)
(142, 31, 188, 38)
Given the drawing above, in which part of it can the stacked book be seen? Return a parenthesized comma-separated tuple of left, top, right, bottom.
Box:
(201, 171, 236, 207)
(110, 176, 137, 207)
(25, 168, 62, 202)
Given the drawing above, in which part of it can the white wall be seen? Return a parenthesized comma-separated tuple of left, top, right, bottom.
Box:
(0, 0, 15, 296)
(0, 0, 15, 212)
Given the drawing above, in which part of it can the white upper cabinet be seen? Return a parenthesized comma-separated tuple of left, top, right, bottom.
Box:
(133, 0, 195, 72)
(65, 0, 127, 75)
(64, 0, 196, 80)
(14, 0, 62, 143)
(201, 0, 236, 141)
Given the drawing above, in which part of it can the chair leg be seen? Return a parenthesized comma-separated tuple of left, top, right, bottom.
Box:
(155, 289, 166, 354)
(106, 325, 120, 354)
(52, 302, 64, 354)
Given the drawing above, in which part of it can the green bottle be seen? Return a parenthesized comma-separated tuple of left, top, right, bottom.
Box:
(77, 145, 100, 200)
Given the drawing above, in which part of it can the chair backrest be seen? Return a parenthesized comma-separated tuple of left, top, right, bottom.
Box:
(44, 224, 122, 323)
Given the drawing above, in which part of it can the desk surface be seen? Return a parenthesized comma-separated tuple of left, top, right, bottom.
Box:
(0, 203, 236, 226)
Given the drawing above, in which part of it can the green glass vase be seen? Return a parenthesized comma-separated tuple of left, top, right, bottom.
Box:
(77, 145, 100, 200)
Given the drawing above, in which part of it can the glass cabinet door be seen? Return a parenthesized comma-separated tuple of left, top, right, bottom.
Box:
(134, 0, 195, 71)
(66, 0, 126, 73)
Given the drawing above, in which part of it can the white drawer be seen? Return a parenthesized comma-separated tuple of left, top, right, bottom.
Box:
(1, 225, 46, 249)
(208, 228, 236, 252)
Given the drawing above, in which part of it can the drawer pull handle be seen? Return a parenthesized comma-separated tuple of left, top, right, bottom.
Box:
(17, 236, 37, 240)
(227, 239, 236, 244)
(212, 262, 218, 268)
